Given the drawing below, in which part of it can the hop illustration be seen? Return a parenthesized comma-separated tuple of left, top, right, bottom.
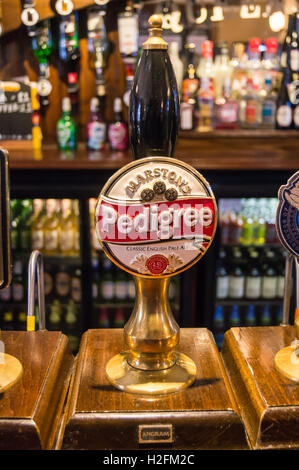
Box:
(284, 182, 299, 211)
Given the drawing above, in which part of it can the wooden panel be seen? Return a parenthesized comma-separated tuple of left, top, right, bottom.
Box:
(5, 129, 299, 171)
(0, 330, 74, 449)
(60, 328, 248, 449)
(221, 326, 299, 450)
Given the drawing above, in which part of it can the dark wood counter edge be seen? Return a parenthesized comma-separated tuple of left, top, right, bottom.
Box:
(60, 329, 249, 450)
(221, 329, 262, 449)
(61, 411, 248, 450)
(34, 333, 74, 450)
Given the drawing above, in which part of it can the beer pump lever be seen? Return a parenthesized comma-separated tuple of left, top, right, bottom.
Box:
(27, 250, 46, 332)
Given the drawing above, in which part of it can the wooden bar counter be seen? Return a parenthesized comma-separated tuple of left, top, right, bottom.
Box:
(59, 328, 248, 450)
(0, 331, 73, 450)
(221, 326, 299, 450)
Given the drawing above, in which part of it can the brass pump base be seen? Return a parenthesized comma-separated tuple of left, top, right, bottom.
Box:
(0, 353, 23, 393)
(106, 351, 196, 395)
(105, 277, 197, 395)
(274, 344, 299, 383)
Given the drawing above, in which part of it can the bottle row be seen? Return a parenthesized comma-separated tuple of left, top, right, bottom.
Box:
(178, 12, 299, 131)
(219, 198, 279, 246)
(10, 198, 80, 256)
(216, 245, 286, 301)
(0, 260, 82, 305)
(212, 303, 283, 348)
(91, 251, 180, 305)
(57, 96, 129, 152)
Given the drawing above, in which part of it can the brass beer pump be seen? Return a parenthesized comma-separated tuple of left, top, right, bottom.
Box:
(95, 16, 217, 395)
(274, 170, 299, 382)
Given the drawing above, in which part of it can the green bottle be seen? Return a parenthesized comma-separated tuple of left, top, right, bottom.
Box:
(57, 97, 77, 151)
(19, 199, 33, 252)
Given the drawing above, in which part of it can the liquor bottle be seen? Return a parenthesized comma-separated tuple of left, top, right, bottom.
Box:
(108, 98, 129, 152)
(260, 305, 272, 326)
(64, 299, 79, 351)
(17, 311, 27, 331)
(2, 311, 14, 330)
(87, 97, 106, 151)
(213, 305, 225, 349)
(31, 19, 53, 107)
(228, 248, 245, 299)
(87, 5, 110, 98)
(31, 199, 46, 251)
(98, 307, 110, 328)
(291, 13, 299, 128)
(57, 97, 77, 151)
(197, 40, 215, 132)
(182, 43, 199, 103)
(55, 265, 71, 303)
(114, 268, 128, 302)
(261, 249, 278, 300)
(58, 12, 80, 96)
(252, 198, 266, 245)
(129, 16, 179, 159)
(245, 305, 256, 327)
(239, 78, 261, 128)
(245, 249, 262, 300)
(277, 258, 285, 299)
(228, 305, 241, 328)
(44, 263, 55, 302)
(18, 199, 33, 252)
(48, 299, 62, 330)
(280, 14, 296, 71)
(127, 276, 135, 301)
(168, 41, 183, 93)
(247, 37, 262, 86)
(276, 305, 283, 325)
(89, 198, 101, 254)
(213, 42, 232, 100)
(117, 0, 139, 64)
(259, 76, 277, 129)
(0, 283, 11, 302)
(10, 200, 22, 252)
(262, 37, 279, 73)
(214, 76, 239, 130)
(72, 200, 80, 256)
(59, 199, 75, 256)
(100, 263, 115, 303)
(12, 259, 25, 303)
(43, 199, 60, 255)
(216, 248, 229, 299)
(114, 307, 125, 327)
(276, 20, 296, 130)
(91, 258, 100, 303)
(71, 268, 82, 304)
(180, 44, 199, 131)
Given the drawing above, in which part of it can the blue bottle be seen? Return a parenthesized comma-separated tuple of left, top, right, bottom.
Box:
(229, 305, 241, 327)
(245, 305, 256, 326)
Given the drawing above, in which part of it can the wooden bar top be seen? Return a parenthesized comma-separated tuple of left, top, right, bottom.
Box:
(4, 130, 299, 171)
(0, 331, 73, 450)
(221, 326, 299, 450)
(60, 328, 248, 450)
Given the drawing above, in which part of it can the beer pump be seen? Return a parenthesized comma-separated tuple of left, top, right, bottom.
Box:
(0, 149, 73, 450)
(274, 170, 299, 382)
(0, 149, 23, 394)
